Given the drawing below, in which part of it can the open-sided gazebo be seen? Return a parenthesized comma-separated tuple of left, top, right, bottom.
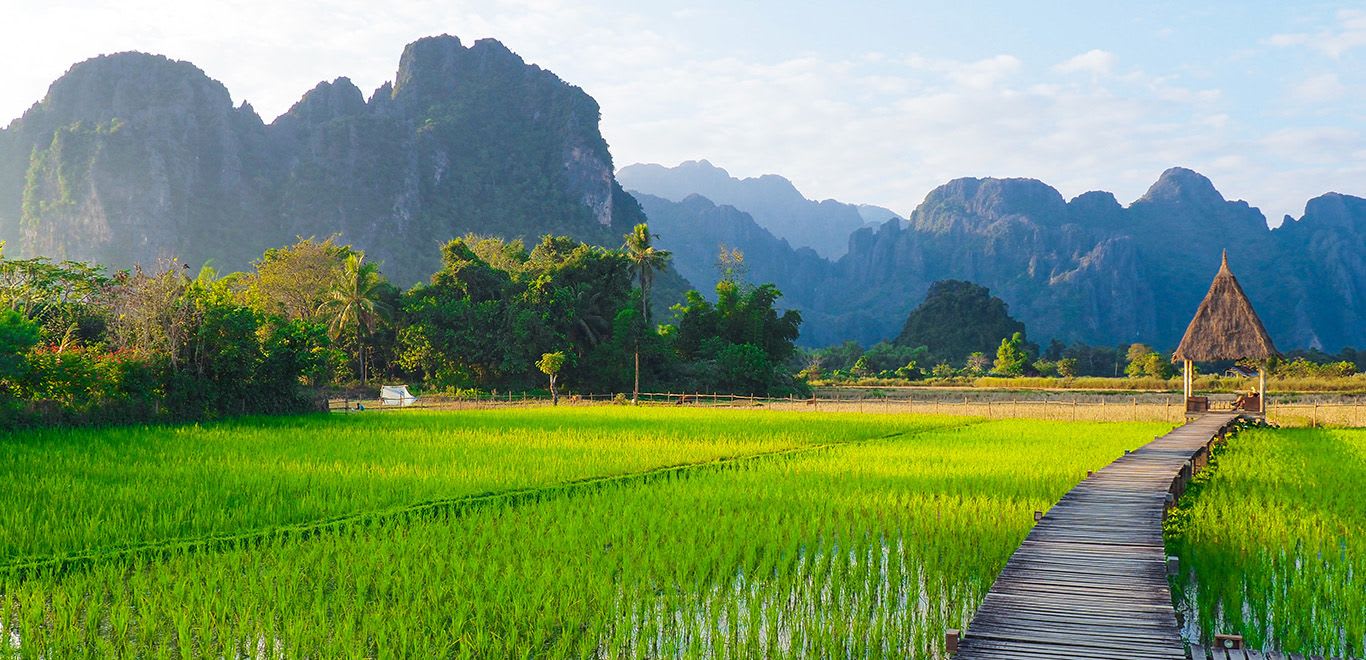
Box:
(1172, 250, 1278, 414)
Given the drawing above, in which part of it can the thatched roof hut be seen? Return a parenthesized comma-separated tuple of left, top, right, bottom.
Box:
(1173, 251, 1278, 362)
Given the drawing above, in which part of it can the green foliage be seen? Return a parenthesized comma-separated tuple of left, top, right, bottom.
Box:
(994, 332, 1030, 376)
(399, 235, 633, 392)
(1056, 357, 1078, 378)
(896, 280, 1028, 366)
(536, 351, 567, 376)
(670, 278, 804, 395)
(1124, 343, 1173, 379)
(1032, 358, 1059, 378)
(318, 253, 393, 384)
(0, 310, 40, 386)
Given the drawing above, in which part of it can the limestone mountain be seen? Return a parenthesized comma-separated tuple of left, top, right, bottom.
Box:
(637, 166, 1365, 352)
(618, 160, 892, 259)
(0, 35, 645, 286)
(632, 192, 830, 313)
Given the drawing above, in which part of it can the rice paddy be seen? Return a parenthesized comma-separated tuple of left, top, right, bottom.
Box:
(0, 408, 1169, 657)
(1167, 426, 1366, 658)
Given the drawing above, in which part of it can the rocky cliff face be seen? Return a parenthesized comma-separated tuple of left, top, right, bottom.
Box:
(820, 168, 1364, 351)
(640, 166, 1365, 351)
(618, 160, 883, 259)
(0, 35, 641, 285)
(0, 52, 276, 269)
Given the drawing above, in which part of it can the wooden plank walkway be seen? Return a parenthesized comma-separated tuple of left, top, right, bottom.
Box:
(1192, 647, 1350, 660)
(956, 412, 1241, 659)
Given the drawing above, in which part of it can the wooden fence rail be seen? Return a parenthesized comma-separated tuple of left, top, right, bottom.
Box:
(329, 392, 1365, 427)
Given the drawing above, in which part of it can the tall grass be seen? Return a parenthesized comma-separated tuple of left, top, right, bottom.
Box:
(1167, 427, 1366, 657)
(0, 408, 959, 564)
(0, 415, 1167, 657)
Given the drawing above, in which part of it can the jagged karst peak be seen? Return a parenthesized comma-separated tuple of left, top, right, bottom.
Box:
(1136, 167, 1225, 206)
(276, 77, 365, 126)
(394, 34, 464, 90)
(1066, 191, 1126, 225)
(21, 51, 235, 127)
(914, 176, 1067, 229)
(1295, 192, 1366, 231)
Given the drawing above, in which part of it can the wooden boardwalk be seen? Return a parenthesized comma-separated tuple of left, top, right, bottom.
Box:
(955, 412, 1241, 659)
(1193, 648, 1349, 660)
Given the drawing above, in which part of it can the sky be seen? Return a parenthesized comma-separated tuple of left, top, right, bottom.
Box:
(2, 1, 1363, 226)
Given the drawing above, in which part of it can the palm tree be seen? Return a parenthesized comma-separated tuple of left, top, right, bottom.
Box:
(622, 224, 671, 402)
(318, 254, 392, 385)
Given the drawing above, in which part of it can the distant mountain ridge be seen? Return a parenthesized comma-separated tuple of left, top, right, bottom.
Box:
(0, 35, 645, 285)
(618, 160, 898, 258)
(641, 167, 1365, 352)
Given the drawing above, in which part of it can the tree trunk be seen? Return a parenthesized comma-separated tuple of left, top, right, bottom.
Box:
(550, 374, 558, 406)
(633, 345, 640, 404)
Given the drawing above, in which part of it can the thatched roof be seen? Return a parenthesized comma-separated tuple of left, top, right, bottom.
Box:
(1172, 251, 1278, 362)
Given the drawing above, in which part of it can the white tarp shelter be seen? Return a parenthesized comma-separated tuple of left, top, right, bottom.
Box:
(380, 385, 418, 407)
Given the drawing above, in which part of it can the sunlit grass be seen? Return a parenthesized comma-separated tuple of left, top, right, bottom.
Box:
(0, 414, 1167, 657)
(1168, 427, 1366, 657)
(0, 408, 966, 563)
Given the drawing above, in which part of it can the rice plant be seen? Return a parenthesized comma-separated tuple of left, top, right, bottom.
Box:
(0, 414, 1166, 657)
(0, 408, 963, 564)
(1168, 427, 1366, 657)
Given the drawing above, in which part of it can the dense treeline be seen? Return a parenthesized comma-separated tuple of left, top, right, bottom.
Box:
(0, 227, 806, 428)
(805, 279, 1366, 384)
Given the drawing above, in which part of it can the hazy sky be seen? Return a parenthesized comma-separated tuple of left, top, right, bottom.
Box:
(3, 1, 1362, 225)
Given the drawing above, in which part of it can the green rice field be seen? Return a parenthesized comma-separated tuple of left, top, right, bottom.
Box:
(0, 408, 1169, 657)
(1167, 426, 1366, 658)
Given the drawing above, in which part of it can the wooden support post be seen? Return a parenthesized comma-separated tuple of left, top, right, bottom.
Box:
(1183, 359, 1192, 401)
(1258, 362, 1266, 414)
(945, 629, 960, 654)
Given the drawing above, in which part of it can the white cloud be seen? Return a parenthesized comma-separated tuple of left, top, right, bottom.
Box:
(1054, 49, 1115, 76)
(1270, 8, 1366, 58)
(1290, 73, 1347, 103)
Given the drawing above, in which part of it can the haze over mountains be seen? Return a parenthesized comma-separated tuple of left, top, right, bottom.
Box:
(1, 35, 1362, 353)
(618, 160, 901, 259)
(635, 166, 1365, 352)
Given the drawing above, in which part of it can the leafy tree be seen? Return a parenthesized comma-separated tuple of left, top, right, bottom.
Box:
(851, 356, 871, 377)
(536, 351, 567, 405)
(240, 236, 353, 322)
(1124, 343, 1172, 379)
(965, 352, 990, 375)
(0, 245, 109, 345)
(399, 235, 632, 393)
(994, 332, 1030, 376)
(1057, 357, 1078, 378)
(670, 277, 803, 395)
(0, 309, 40, 389)
(1032, 358, 1059, 377)
(896, 280, 1028, 366)
(623, 224, 672, 402)
(931, 362, 956, 379)
(319, 254, 392, 384)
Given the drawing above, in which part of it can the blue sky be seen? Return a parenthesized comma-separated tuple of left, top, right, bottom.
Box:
(2, 1, 1362, 225)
